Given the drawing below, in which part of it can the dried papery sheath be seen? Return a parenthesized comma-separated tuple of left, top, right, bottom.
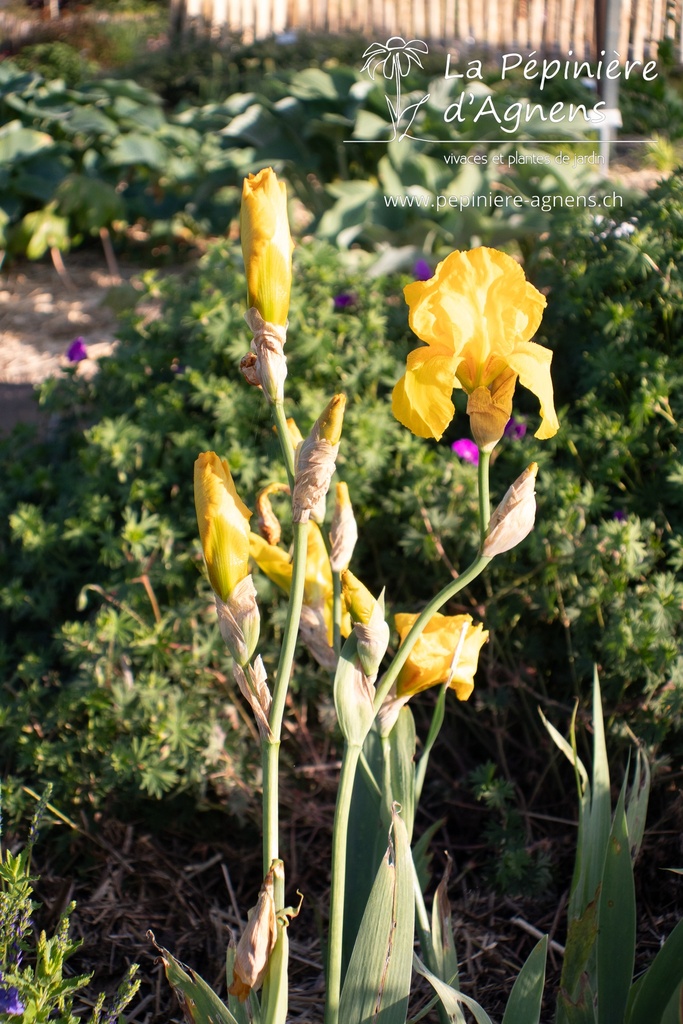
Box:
(228, 867, 277, 1002)
(292, 395, 345, 524)
(215, 574, 260, 667)
(329, 481, 358, 572)
(466, 367, 517, 451)
(483, 462, 538, 557)
(241, 308, 288, 404)
(233, 656, 272, 739)
(377, 681, 410, 737)
(299, 605, 338, 670)
(256, 482, 290, 546)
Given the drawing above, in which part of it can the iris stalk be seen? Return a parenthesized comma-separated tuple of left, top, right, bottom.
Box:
(325, 458, 493, 1024)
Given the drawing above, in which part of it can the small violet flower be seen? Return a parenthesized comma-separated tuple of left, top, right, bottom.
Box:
(333, 293, 356, 310)
(452, 438, 479, 466)
(413, 258, 432, 281)
(66, 337, 88, 363)
(0, 983, 24, 1016)
(504, 416, 527, 440)
(613, 509, 627, 522)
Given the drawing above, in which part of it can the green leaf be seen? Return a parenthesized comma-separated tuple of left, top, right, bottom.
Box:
(150, 933, 239, 1024)
(430, 855, 461, 998)
(502, 935, 548, 1024)
(339, 807, 414, 1024)
(413, 955, 495, 1024)
(626, 918, 683, 1024)
(596, 786, 635, 1024)
(0, 121, 54, 163)
(557, 896, 598, 1020)
(106, 132, 168, 169)
(13, 204, 70, 259)
(388, 707, 416, 840)
(625, 749, 650, 859)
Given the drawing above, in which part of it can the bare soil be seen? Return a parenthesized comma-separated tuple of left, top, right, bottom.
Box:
(0, 250, 138, 436)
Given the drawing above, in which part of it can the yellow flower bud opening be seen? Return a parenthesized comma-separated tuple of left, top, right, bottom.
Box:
(341, 569, 376, 625)
(395, 612, 488, 700)
(392, 247, 559, 442)
(240, 167, 293, 326)
(194, 452, 252, 602)
(317, 394, 346, 445)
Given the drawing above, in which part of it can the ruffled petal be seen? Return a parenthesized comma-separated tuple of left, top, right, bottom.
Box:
(507, 340, 559, 439)
(391, 346, 458, 440)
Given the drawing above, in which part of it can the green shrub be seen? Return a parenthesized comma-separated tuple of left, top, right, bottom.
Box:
(1, 175, 682, 822)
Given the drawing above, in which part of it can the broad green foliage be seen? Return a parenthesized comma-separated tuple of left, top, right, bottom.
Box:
(1, 174, 682, 820)
(0, 51, 623, 263)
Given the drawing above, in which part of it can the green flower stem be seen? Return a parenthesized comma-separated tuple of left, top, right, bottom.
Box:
(332, 571, 342, 656)
(262, 520, 308, 881)
(373, 551, 491, 714)
(478, 448, 492, 541)
(261, 519, 307, 1021)
(414, 683, 448, 806)
(272, 399, 296, 490)
(324, 740, 362, 1024)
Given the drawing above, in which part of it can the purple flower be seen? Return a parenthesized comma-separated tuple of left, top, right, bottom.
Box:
(452, 438, 479, 466)
(613, 509, 627, 521)
(0, 984, 24, 1015)
(504, 416, 527, 440)
(333, 293, 355, 309)
(66, 337, 88, 362)
(413, 258, 432, 281)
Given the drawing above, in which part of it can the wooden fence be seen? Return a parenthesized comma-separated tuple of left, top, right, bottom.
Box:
(170, 0, 683, 62)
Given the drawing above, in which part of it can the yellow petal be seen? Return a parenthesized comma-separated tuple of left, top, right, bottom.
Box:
(395, 612, 488, 699)
(396, 246, 554, 439)
(241, 168, 293, 326)
(507, 341, 560, 439)
(194, 452, 252, 601)
(249, 531, 294, 594)
(391, 346, 458, 440)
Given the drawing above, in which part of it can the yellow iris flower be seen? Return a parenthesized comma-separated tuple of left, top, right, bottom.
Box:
(249, 523, 350, 641)
(392, 247, 559, 442)
(395, 612, 488, 700)
(240, 167, 293, 326)
(194, 452, 252, 602)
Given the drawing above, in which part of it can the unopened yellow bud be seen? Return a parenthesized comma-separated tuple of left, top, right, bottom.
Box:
(317, 394, 346, 445)
(194, 452, 252, 602)
(286, 418, 304, 448)
(341, 569, 375, 625)
(341, 571, 389, 681)
(240, 168, 293, 326)
(466, 367, 517, 451)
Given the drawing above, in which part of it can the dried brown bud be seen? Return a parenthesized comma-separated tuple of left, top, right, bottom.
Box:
(483, 463, 538, 557)
(256, 482, 290, 546)
(228, 868, 277, 1001)
(233, 655, 272, 739)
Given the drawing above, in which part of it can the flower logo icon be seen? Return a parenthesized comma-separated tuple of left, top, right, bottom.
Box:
(360, 36, 430, 141)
